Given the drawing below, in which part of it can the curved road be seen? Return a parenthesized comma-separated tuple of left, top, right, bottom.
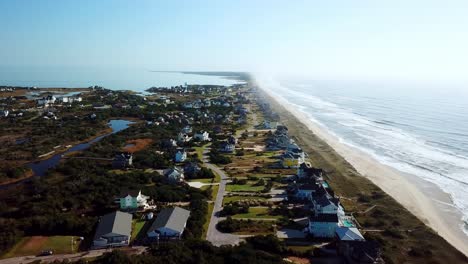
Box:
(205, 105, 258, 246)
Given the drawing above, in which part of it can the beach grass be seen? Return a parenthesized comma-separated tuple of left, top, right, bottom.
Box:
(260, 89, 468, 263)
(223, 195, 267, 205)
(232, 207, 280, 220)
(226, 183, 264, 192)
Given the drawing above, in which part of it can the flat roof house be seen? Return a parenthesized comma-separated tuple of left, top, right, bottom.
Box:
(93, 211, 132, 249)
(147, 207, 190, 239)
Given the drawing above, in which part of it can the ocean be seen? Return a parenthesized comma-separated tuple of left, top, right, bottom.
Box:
(0, 66, 240, 91)
(256, 76, 468, 236)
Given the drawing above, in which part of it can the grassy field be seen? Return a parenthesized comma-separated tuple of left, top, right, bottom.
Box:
(131, 219, 146, 241)
(223, 195, 267, 205)
(187, 178, 214, 183)
(202, 202, 215, 239)
(232, 207, 280, 220)
(2, 236, 80, 258)
(226, 182, 265, 192)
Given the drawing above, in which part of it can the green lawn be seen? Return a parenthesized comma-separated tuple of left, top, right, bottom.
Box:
(232, 207, 280, 220)
(223, 195, 267, 205)
(131, 219, 146, 241)
(226, 183, 264, 192)
(202, 202, 214, 239)
(2, 236, 80, 259)
(187, 178, 214, 183)
(210, 184, 219, 200)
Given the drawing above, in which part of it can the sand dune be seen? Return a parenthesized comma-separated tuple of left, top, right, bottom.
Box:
(259, 85, 468, 257)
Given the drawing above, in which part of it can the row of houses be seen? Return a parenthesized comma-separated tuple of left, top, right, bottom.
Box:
(37, 95, 83, 106)
(271, 122, 384, 263)
(93, 207, 191, 248)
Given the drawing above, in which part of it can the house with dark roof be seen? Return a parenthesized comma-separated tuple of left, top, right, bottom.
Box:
(292, 183, 319, 201)
(93, 211, 132, 248)
(147, 207, 190, 239)
(220, 142, 235, 153)
(308, 213, 339, 238)
(112, 153, 133, 169)
(163, 167, 184, 182)
(312, 192, 343, 216)
(183, 162, 200, 177)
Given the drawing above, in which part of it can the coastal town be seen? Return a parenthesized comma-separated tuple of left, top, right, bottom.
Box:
(0, 77, 466, 264)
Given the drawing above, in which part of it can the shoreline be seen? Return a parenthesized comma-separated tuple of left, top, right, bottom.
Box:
(257, 84, 468, 257)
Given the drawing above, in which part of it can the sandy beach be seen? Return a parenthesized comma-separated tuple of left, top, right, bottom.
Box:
(258, 85, 468, 257)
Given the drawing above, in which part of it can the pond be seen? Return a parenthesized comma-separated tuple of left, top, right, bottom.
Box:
(27, 119, 133, 177)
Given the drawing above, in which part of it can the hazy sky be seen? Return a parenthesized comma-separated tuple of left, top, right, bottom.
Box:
(1, 0, 467, 81)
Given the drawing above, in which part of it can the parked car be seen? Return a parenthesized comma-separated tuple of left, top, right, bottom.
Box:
(38, 250, 53, 256)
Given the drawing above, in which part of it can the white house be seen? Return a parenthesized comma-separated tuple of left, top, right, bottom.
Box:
(37, 95, 56, 106)
(1, 110, 9, 118)
(308, 213, 339, 238)
(313, 194, 343, 216)
(194, 131, 210, 141)
(164, 167, 184, 182)
(147, 207, 190, 239)
(116, 190, 150, 210)
(60, 96, 82, 103)
(177, 132, 192, 143)
(175, 149, 187, 163)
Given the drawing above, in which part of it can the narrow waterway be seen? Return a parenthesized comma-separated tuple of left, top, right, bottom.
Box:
(27, 119, 133, 177)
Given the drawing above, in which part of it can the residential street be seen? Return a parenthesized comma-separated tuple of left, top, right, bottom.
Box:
(205, 105, 258, 246)
(204, 155, 241, 246)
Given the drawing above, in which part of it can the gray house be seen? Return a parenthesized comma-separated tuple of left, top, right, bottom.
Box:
(93, 211, 132, 248)
(147, 207, 190, 239)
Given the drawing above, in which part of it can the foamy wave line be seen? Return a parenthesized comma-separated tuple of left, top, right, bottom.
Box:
(255, 75, 468, 236)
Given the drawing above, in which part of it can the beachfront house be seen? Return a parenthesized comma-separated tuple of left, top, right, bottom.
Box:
(335, 227, 365, 242)
(175, 149, 187, 163)
(115, 190, 150, 210)
(308, 213, 340, 238)
(281, 153, 303, 168)
(313, 193, 343, 216)
(293, 184, 318, 201)
(194, 131, 210, 141)
(164, 167, 184, 182)
(93, 211, 132, 248)
(112, 153, 133, 169)
(147, 207, 190, 239)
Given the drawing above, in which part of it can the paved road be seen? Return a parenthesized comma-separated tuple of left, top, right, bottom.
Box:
(0, 247, 146, 264)
(205, 104, 261, 246)
(205, 161, 241, 246)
